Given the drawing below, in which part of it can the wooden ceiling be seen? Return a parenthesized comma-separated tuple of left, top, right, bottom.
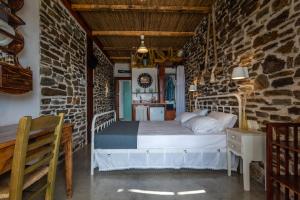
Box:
(70, 0, 212, 63)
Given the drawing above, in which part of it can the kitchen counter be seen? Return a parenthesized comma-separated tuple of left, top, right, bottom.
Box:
(132, 102, 166, 106)
(132, 102, 166, 121)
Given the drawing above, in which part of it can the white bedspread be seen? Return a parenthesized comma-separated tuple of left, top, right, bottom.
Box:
(93, 121, 238, 172)
(138, 121, 226, 150)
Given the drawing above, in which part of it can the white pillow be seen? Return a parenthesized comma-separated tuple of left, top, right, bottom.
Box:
(182, 116, 198, 128)
(175, 112, 198, 123)
(194, 109, 209, 116)
(183, 116, 221, 134)
(208, 112, 238, 130)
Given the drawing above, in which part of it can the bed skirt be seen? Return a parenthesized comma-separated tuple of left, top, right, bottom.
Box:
(93, 148, 238, 172)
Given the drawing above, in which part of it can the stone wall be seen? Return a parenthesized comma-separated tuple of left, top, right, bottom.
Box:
(93, 43, 114, 114)
(183, 0, 300, 184)
(184, 0, 300, 129)
(40, 0, 87, 151)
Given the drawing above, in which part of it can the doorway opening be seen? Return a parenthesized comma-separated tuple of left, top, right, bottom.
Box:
(116, 78, 132, 121)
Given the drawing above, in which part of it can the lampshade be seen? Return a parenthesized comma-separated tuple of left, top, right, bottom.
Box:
(137, 35, 148, 54)
(189, 84, 197, 92)
(232, 67, 249, 80)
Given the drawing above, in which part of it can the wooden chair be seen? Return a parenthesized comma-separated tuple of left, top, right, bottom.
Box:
(0, 114, 64, 200)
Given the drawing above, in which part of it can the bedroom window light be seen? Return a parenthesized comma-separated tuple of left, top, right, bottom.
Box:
(189, 84, 197, 112)
(231, 66, 253, 130)
(231, 66, 249, 80)
(137, 35, 148, 54)
(189, 84, 197, 92)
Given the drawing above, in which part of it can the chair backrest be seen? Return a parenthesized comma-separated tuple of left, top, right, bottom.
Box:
(9, 114, 64, 200)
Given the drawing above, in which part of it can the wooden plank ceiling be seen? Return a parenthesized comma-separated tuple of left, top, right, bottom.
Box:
(70, 0, 212, 63)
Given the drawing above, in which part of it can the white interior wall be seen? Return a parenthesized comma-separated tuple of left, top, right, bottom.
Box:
(114, 63, 131, 77)
(0, 0, 41, 126)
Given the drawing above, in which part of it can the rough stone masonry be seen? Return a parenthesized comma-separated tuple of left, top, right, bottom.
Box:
(93, 43, 114, 115)
(39, 0, 114, 151)
(184, 0, 300, 184)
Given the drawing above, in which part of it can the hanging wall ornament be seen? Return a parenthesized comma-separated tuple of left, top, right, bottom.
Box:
(199, 14, 211, 86)
(210, 4, 218, 84)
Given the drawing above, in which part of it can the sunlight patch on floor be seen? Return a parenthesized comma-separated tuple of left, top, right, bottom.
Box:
(117, 188, 207, 196)
(177, 190, 206, 195)
(128, 189, 175, 196)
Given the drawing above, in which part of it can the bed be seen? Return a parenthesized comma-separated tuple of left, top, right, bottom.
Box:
(91, 94, 242, 174)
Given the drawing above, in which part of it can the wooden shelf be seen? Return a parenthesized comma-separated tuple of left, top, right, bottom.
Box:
(0, 61, 32, 94)
(271, 176, 300, 195)
(132, 92, 158, 94)
(272, 141, 300, 153)
(0, 28, 23, 43)
(0, 45, 15, 54)
(0, 7, 25, 26)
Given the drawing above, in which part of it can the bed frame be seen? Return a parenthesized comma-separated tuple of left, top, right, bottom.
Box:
(91, 94, 242, 175)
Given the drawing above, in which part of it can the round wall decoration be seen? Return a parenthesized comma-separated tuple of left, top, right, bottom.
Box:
(137, 73, 153, 88)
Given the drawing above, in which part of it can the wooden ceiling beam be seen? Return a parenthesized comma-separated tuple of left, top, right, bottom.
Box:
(71, 4, 210, 14)
(104, 47, 181, 51)
(60, 0, 112, 63)
(93, 31, 194, 37)
(110, 56, 131, 60)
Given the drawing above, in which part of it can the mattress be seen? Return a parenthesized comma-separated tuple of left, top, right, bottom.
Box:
(137, 121, 226, 150)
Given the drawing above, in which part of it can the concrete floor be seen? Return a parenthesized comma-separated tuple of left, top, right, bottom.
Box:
(54, 147, 266, 200)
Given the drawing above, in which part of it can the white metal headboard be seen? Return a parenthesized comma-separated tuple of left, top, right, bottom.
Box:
(194, 94, 242, 128)
(91, 110, 116, 175)
(91, 110, 116, 134)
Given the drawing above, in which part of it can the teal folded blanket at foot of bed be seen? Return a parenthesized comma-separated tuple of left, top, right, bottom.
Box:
(94, 121, 139, 149)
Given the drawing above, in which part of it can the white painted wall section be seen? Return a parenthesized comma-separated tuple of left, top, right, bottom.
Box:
(0, 0, 41, 126)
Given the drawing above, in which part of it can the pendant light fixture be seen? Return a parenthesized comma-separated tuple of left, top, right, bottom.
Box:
(137, 35, 148, 54)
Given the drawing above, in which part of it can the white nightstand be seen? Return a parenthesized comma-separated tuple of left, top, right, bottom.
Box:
(226, 128, 266, 191)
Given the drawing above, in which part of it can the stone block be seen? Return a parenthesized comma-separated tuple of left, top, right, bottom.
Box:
(262, 55, 285, 74)
(267, 9, 289, 30)
(271, 77, 294, 88)
(288, 106, 300, 115)
(41, 87, 67, 96)
(253, 31, 278, 48)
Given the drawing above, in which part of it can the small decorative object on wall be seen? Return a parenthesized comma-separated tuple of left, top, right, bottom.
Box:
(199, 14, 211, 86)
(210, 4, 218, 84)
(105, 80, 109, 97)
(137, 73, 152, 88)
(118, 69, 131, 74)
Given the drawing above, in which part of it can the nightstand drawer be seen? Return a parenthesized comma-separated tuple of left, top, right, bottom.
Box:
(227, 131, 241, 144)
(228, 140, 241, 154)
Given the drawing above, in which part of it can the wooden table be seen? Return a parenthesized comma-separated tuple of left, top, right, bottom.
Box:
(0, 123, 73, 198)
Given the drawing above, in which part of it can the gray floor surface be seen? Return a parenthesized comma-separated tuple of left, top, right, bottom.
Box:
(54, 147, 266, 200)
